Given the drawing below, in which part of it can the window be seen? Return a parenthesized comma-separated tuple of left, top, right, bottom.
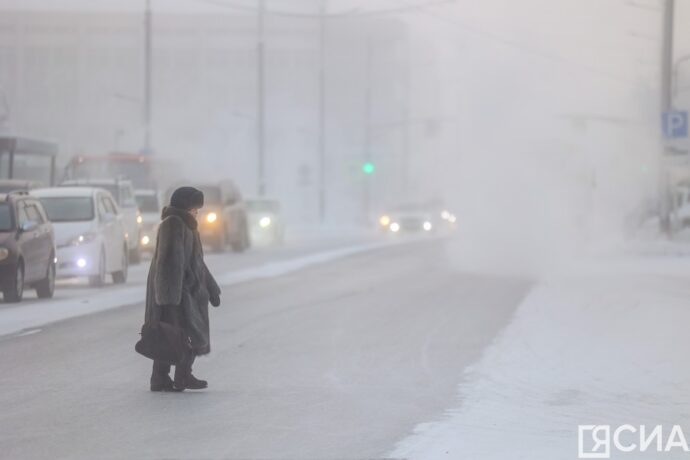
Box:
(16, 202, 29, 227)
(25, 202, 43, 223)
(104, 196, 119, 215)
(0, 203, 13, 231)
(97, 196, 109, 219)
(39, 197, 94, 222)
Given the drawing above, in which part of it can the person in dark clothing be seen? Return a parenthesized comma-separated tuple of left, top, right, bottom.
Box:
(144, 186, 222, 392)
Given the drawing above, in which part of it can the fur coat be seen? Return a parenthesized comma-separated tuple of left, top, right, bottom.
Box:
(144, 206, 221, 356)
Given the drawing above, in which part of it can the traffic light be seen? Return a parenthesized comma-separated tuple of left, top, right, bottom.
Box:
(362, 161, 375, 175)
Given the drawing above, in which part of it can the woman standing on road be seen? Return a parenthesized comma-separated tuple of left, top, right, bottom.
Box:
(144, 186, 221, 392)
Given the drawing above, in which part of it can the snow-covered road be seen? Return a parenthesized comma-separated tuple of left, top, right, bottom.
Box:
(0, 238, 529, 459)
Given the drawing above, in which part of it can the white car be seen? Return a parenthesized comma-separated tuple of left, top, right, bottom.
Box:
(61, 179, 142, 263)
(134, 189, 161, 254)
(246, 198, 285, 246)
(32, 187, 129, 286)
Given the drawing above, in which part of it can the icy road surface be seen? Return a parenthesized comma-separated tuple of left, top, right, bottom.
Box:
(0, 238, 529, 460)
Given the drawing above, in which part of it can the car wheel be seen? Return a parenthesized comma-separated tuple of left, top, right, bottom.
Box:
(112, 248, 128, 284)
(4, 261, 24, 303)
(89, 250, 106, 287)
(36, 259, 55, 299)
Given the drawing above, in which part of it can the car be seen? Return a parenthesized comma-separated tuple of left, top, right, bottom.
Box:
(378, 203, 439, 235)
(61, 178, 143, 263)
(245, 198, 285, 246)
(32, 187, 129, 287)
(0, 191, 56, 302)
(134, 189, 161, 254)
(170, 181, 250, 253)
(0, 180, 44, 194)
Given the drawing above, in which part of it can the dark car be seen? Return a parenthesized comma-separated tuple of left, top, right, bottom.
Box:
(169, 181, 250, 252)
(0, 192, 56, 302)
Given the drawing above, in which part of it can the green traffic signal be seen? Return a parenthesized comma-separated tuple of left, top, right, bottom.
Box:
(362, 162, 375, 175)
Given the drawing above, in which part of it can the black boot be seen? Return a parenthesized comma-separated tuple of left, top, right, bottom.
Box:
(186, 374, 208, 390)
(151, 361, 182, 392)
(151, 376, 181, 392)
(173, 354, 207, 390)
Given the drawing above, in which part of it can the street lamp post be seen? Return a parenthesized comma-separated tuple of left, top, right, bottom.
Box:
(143, 0, 153, 155)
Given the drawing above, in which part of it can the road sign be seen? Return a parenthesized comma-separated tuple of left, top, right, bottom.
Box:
(662, 111, 688, 139)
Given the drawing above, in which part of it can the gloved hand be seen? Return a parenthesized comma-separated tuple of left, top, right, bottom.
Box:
(210, 293, 221, 307)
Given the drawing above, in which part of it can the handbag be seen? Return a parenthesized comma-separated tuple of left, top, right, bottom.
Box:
(135, 320, 191, 364)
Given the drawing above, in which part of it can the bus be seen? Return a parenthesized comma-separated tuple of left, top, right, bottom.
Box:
(63, 152, 177, 190)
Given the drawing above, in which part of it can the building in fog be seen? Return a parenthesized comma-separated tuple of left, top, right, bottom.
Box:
(0, 7, 448, 223)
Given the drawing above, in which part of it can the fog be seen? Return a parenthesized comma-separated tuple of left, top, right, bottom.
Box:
(2, 0, 687, 269)
(4, 2, 690, 459)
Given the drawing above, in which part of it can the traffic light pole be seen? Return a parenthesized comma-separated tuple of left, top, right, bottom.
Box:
(143, 0, 153, 155)
(257, 0, 267, 196)
(317, 0, 327, 223)
(363, 32, 373, 225)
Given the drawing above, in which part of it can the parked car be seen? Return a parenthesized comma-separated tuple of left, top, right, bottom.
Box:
(61, 178, 142, 263)
(169, 181, 250, 252)
(32, 187, 129, 287)
(245, 198, 285, 246)
(0, 191, 56, 302)
(0, 180, 44, 194)
(134, 189, 161, 254)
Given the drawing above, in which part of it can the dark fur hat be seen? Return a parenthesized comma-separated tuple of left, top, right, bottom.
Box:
(170, 186, 204, 210)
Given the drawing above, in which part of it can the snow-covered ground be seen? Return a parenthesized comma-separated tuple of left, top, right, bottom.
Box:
(390, 249, 690, 460)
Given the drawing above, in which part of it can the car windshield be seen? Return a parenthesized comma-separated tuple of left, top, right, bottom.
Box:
(135, 194, 159, 213)
(247, 200, 279, 213)
(39, 197, 94, 222)
(0, 204, 13, 231)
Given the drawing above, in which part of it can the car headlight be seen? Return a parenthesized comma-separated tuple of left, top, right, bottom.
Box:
(69, 232, 98, 246)
(259, 216, 272, 228)
(423, 221, 433, 231)
(206, 212, 218, 224)
(136, 215, 143, 224)
(389, 222, 400, 233)
(0, 247, 8, 261)
(379, 215, 391, 227)
(141, 235, 151, 246)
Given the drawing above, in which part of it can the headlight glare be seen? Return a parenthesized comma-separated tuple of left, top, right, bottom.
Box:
(207, 212, 218, 223)
(259, 216, 272, 228)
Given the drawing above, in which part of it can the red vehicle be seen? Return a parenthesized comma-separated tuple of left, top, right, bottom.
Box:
(63, 152, 176, 190)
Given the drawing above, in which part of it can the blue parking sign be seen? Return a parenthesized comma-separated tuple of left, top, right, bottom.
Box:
(662, 111, 688, 139)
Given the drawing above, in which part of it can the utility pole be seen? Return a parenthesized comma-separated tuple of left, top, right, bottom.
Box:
(659, 0, 674, 234)
(143, 0, 153, 155)
(257, 0, 266, 196)
(363, 32, 373, 224)
(401, 35, 411, 198)
(317, 0, 327, 223)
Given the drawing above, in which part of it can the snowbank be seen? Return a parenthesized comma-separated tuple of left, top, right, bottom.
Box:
(390, 257, 690, 459)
